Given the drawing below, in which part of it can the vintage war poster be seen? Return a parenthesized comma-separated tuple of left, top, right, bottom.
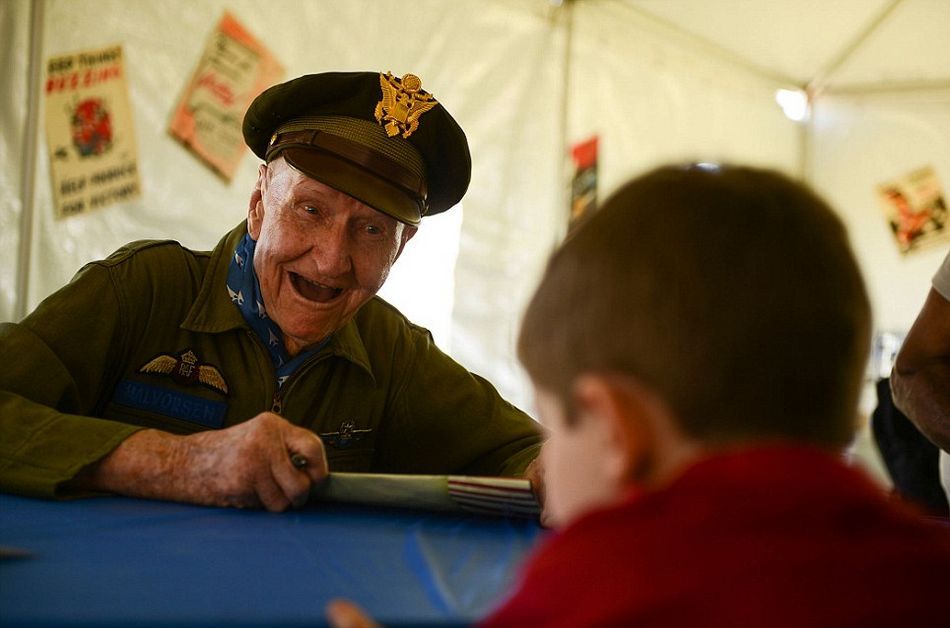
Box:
(44, 44, 141, 218)
(169, 12, 284, 181)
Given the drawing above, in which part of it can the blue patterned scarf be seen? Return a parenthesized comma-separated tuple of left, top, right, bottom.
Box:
(227, 234, 327, 388)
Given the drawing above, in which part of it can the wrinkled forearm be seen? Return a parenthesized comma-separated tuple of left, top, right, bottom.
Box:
(68, 428, 191, 501)
(68, 413, 330, 511)
(891, 362, 950, 451)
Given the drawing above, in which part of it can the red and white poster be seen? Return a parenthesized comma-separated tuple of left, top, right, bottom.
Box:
(169, 12, 284, 181)
(44, 44, 141, 218)
(569, 135, 598, 231)
(877, 165, 949, 255)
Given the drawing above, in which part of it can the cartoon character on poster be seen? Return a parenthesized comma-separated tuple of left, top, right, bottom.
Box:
(877, 165, 949, 255)
(71, 98, 113, 157)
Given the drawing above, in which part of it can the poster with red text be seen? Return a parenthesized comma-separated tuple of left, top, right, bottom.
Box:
(169, 12, 284, 181)
(44, 44, 141, 218)
(877, 165, 949, 255)
(569, 136, 598, 232)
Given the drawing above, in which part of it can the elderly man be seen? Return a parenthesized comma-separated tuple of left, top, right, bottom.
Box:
(0, 71, 543, 511)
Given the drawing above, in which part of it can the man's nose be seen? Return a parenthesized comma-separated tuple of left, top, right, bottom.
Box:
(312, 225, 353, 277)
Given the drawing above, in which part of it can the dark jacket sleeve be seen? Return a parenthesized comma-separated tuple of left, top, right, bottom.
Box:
(0, 261, 143, 497)
(372, 316, 543, 476)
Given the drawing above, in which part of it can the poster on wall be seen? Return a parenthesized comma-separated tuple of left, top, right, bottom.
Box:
(876, 165, 949, 255)
(569, 135, 598, 232)
(44, 44, 141, 219)
(169, 12, 284, 181)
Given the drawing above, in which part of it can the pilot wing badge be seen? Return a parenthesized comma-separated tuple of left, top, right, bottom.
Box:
(374, 72, 437, 139)
(140, 349, 229, 395)
(320, 420, 372, 449)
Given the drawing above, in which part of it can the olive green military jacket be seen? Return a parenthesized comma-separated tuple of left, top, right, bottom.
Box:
(0, 222, 542, 498)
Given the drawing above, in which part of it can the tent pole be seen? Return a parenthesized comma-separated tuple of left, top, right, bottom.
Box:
(807, 0, 903, 95)
(14, 0, 44, 322)
(609, 0, 797, 88)
(553, 0, 575, 243)
(799, 107, 813, 184)
(827, 80, 950, 96)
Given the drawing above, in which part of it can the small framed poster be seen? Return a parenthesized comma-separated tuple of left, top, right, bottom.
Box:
(44, 44, 141, 218)
(877, 165, 949, 255)
(169, 12, 284, 181)
(569, 135, 598, 231)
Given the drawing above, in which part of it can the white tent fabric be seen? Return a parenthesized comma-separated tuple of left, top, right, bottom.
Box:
(0, 0, 568, 412)
(2, 1, 949, 475)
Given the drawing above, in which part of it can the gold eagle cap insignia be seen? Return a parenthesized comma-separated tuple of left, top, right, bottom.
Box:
(374, 72, 438, 139)
(139, 350, 229, 395)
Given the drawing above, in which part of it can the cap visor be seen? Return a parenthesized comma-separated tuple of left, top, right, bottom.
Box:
(281, 147, 422, 225)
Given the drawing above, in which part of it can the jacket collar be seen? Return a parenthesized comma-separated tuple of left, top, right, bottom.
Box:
(181, 221, 374, 381)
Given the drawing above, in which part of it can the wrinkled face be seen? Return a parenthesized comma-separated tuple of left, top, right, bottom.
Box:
(536, 388, 624, 528)
(248, 159, 416, 356)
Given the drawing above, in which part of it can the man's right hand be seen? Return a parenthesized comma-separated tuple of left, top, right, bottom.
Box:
(70, 412, 328, 512)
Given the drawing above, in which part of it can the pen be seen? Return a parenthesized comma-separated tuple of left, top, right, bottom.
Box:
(291, 453, 309, 469)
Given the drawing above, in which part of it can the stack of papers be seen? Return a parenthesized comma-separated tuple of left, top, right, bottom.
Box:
(310, 472, 540, 519)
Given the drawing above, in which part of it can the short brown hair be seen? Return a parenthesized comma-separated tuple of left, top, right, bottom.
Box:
(518, 164, 870, 447)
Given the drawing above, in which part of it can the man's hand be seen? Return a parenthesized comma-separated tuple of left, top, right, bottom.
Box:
(72, 412, 328, 511)
(523, 452, 553, 527)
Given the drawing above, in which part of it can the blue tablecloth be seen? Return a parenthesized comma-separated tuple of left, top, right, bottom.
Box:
(0, 493, 544, 627)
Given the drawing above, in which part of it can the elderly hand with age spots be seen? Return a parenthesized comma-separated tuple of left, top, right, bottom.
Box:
(71, 412, 328, 511)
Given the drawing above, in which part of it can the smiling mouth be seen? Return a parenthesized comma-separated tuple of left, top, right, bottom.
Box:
(290, 272, 344, 303)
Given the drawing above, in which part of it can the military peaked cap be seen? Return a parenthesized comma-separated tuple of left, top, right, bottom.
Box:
(243, 71, 471, 225)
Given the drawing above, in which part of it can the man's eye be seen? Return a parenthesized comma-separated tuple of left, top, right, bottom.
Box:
(304, 206, 318, 214)
(365, 225, 382, 235)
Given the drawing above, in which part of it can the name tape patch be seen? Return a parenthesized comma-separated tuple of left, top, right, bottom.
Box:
(113, 379, 226, 428)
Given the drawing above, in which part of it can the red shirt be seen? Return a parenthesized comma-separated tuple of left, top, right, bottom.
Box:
(483, 445, 950, 627)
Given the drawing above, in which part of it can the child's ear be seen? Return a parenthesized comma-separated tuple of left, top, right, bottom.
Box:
(572, 374, 654, 488)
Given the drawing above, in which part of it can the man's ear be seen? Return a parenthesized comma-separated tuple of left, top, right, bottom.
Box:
(247, 164, 268, 240)
(572, 374, 655, 487)
(394, 225, 417, 261)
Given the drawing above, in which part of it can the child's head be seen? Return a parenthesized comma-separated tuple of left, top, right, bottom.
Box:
(519, 164, 871, 525)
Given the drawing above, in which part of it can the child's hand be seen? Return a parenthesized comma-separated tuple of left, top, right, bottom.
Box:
(326, 599, 380, 628)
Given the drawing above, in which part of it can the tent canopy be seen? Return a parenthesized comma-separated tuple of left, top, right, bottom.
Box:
(1, 0, 948, 421)
(621, 0, 950, 91)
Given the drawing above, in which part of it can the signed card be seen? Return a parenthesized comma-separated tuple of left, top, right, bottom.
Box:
(311, 472, 541, 519)
(169, 12, 284, 181)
